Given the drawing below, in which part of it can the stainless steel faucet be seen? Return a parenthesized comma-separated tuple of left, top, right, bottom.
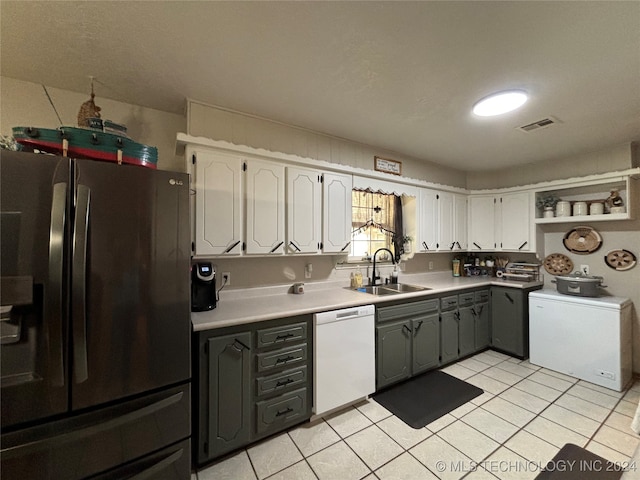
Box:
(370, 248, 396, 286)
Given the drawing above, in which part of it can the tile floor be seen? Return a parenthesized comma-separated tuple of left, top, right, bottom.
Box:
(193, 350, 640, 480)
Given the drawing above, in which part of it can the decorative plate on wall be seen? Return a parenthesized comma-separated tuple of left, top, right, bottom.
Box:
(604, 249, 637, 271)
(543, 253, 574, 275)
(563, 226, 603, 255)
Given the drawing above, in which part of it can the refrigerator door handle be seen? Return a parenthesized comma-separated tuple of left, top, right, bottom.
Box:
(129, 447, 184, 480)
(72, 184, 90, 384)
(48, 182, 67, 387)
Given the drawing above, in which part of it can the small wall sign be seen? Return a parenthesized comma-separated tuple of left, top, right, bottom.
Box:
(374, 156, 402, 175)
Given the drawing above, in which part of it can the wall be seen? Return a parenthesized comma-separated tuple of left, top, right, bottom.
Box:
(0, 76, 186, 172)
(188, 100, 466, 188)
(467, 142, 638, 190)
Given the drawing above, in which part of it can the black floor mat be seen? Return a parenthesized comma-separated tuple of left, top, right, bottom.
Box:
(534, 443, 624, 480)
(372, 370, 483, 429)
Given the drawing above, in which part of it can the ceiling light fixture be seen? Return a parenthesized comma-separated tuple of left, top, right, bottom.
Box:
(473, 90, 528, 117)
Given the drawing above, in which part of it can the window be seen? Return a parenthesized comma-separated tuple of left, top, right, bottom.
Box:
(350, 190, 404, 262)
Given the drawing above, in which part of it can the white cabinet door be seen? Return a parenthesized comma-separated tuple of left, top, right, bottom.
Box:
(418, 189, 438, 251)
(468, 196, 496, 251)
(245, 159, 285, 254)
(286, 166, 321, 254)
(438, 191, 454, 251)
(499, 192, 531, 251)
(192, 148, 243, 256)
(453, 194, 468, 250)
(323, 172, 352, 253)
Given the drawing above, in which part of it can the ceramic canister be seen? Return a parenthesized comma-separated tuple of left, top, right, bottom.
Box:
(573, 201, 588, 216)
(556, 201, 571, 217)
(589, 202, 604, 215)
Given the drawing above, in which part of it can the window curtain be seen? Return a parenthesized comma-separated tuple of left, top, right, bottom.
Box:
(352, 189, 404, 260)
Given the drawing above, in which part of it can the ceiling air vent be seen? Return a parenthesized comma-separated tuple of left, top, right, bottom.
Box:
(517, 117, 558, 133)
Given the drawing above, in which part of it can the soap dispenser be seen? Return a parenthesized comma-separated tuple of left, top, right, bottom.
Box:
(390, 265, 399, 284)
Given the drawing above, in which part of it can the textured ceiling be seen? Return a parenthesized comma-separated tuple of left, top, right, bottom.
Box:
(1, 1, 639, 171)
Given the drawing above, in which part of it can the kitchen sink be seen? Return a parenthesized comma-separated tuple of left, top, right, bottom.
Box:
(355, 286, 400, 296)
(351, 283, 431, 296)
(383, 283, 431, 293)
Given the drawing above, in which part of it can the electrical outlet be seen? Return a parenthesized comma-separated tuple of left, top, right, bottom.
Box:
(428, 261, 434, 270)
(222, 272, 230, 285)
(580, 264, 590, 275)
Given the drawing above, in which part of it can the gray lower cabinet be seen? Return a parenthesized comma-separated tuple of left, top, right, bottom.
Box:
(458, 305, 476, 357)
(376, 299, 440, 389)
(440, 295, 459, 364)
(474, 290, 491, 350)
(201, 332, 252, 463)
(376, 320, 412, 388)
(491, 286, 539, 358)
(195, 316, 312, 466)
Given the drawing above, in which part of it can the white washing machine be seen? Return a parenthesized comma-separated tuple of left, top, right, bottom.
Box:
(529, 289, 632, 391)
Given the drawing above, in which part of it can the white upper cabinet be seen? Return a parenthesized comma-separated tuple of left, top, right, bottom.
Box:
(418, 189, 438, 251)
(468, 195, 496, 251)
(286, 166, 322, 254)
(322, 172, 352, 253)
(468, 192, 534, 252)
(419, 189, 466, 252)
(498, 192, 532, 251)
(190, 148, 243, 256)
(438, 191, 455, 251)
(245, 159, 285, 254)
(453, 194, 468, 250)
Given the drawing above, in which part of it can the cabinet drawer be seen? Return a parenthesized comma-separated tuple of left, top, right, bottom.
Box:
(255, 366, 308, 397)
(475, 290, 490, 303)
(458, 292, 475, 307)
(257, 322, 307, 348)
(377, 299, 439, 322)
(256, 345, 307, 373)
(440, 295, 458, 311)
(255, 387, 308, 434)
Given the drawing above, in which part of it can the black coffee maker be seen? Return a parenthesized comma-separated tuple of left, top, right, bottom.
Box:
(191, 262, 217, 311)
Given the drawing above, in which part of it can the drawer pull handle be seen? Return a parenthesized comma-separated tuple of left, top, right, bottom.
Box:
(276, 333, 294, 340)
(414, 320, 424, 332)
(505, 293, 514, 304)
(276, 378, 294, 387)
(471, 308, 477, 316)
(234, 339, 250, 351)
(402, 324, 412, 334)
(288, 241, 301, 252)
(276, 355, 295, 364)
(276, 407, 294, 417)
(224, 240, 241, 254)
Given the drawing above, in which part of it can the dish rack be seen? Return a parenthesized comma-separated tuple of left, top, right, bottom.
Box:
(502, 262, 541, 282)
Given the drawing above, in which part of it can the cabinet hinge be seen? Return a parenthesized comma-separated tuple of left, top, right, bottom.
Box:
(192, 154, 196, 165)
(204, 342, 208, 354)
(191, 241, 195, 252)
(320, 174, 324, 183)
(436, 194, 439, 200)
(494, 198, 496, 204)
(242, 242, 246, 251)
(204, 442, 208, 454)
(242, 162, 247, 171)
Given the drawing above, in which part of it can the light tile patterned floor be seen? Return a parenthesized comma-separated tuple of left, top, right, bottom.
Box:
(193, 350, 640, 480)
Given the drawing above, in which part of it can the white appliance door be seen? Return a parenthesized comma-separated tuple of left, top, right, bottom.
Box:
(314, 308, 375, 416)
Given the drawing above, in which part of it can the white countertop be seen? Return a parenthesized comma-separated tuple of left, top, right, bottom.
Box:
(191, 272, 543, 331)
(529, 289, 632, 308)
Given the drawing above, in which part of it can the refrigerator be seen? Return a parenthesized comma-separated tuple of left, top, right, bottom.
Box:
(1, 150, 192, 479)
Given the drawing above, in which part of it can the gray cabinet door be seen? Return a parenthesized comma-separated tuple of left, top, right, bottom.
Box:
(440, 312, 459, 364)
(474, 302, 490, 350)
(491, 287, 524, 356)
(412, 314, 440, 374)
(207, 332, 252, 458)
(376, 321, 411, 389)
(458, 306, 475, 357)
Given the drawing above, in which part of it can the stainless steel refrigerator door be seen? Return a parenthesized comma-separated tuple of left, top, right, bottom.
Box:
(71, 159, 190, 410)
(1, 152, 70, 429)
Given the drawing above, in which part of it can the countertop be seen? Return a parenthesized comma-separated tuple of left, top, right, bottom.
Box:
(191, 272, 543, 332)
(530, 289, 632, 308)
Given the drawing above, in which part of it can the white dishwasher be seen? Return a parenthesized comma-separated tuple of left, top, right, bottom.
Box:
(529, 290, 632, 391)
(314, 304, 375, 416)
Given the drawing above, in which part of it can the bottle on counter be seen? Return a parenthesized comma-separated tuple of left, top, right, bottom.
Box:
(390, 265, 399, 284)
(354, 266, 363, 288)
(452, 259, 461, 277)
